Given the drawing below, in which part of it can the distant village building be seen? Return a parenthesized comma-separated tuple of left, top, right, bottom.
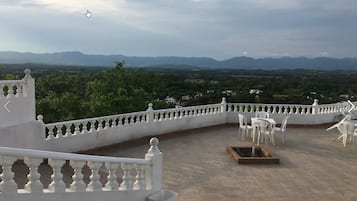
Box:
(249, 89, 263, 95)
(221, 90, 236, 96)
(181, 95, 190, 101)
(164, 96, 177, 104)
(339, 94, 350, 99)
(194, 93, 203, 99)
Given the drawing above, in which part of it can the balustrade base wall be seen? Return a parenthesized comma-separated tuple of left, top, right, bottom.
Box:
(0, 190, 151, 201)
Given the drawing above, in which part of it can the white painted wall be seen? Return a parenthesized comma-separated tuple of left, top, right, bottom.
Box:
(0, 69, 35, 127)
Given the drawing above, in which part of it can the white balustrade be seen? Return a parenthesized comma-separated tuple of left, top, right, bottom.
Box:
(44, 111, 148, 140)
(226, 102, 316, 115)
(0, 156, 18, 194)
(0, 138, 158, 198)
(0, 80, 27, 100)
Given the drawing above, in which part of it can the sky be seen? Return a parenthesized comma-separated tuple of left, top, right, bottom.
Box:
(1, 0, 357, 59)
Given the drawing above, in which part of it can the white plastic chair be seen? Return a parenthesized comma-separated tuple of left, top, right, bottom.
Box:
(255, 111, 269, 118)
(352, 128, 357, 145)
(256, 119, 275, 146)
(326, 114, 352, 141)
(342, 120, 355, 147)
(238, 114, 252, 141)
(274, 116, 290, 144)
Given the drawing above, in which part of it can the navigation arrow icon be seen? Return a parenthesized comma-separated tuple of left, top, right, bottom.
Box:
(3, 100, 11, 112)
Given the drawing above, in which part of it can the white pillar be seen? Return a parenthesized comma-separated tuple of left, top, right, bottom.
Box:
(221, 97, 227, 113)
(145, 137, 162, 192)
(146, 103, 154, 123)
(312, 99, 319, 114)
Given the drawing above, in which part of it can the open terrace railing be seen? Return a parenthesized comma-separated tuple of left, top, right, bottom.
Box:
(39, 97, 357, 152)
(44, 110, 148, 140)
(152, 103, 222, 122)
(0, 138, 168, 201)
(43, 102, 224, 140)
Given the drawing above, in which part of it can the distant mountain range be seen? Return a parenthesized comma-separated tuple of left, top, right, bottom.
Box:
(1, 51, 357, 70)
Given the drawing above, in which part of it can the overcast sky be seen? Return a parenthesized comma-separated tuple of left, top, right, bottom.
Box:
(1, 0, 356, 59)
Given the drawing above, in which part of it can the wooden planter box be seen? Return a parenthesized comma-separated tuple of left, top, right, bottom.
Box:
(226, 146, 280, 164)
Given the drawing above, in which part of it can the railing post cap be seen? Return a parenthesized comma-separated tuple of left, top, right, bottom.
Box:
(147, 137, 161, 155)
(313, 99, 319, 106)
(150, 137, 159, 146)
(221, 97, 226, 103)
(37, 115, 44, 123)
(23, 68, 32, 79)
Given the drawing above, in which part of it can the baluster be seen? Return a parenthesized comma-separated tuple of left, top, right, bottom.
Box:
(87, 161, 103, 191)
(81, 123, 88, 134)
(131, 116, 136, 124)
(193, 109, 197, 116)
(116, 117, 122, 126)
(6, 84, 14, 98)
(105, 162, 119, 191)
(58, 125, 64, 137)
(133, 164, 146, 190)
(24, 157, 43, 193)
(0, 155, 18, 194)
(55, 126, 61, 138)
(97, 120, 103, 131)
(142, 115, 146, 122)
(120, 163, 133, 190)
(47, 126, 55, 140)
(65, 124, 71, 137)
(89, 121, 96, 132)
(70, 161, 86, 192)
(73, 123, 80, 135)
(14, 84, 21, 97)
(243, 105, 248, 112)
(104, 119, 110, 129)
(124, 116, 129, 125)
(48, 159, 66, 192)
(0, 84, 4, 99)
(227, 105, 231, 112)
(157, 113, 161, 121)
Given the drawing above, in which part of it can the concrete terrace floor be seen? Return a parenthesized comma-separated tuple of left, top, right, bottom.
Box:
(86, 124, 357, 201)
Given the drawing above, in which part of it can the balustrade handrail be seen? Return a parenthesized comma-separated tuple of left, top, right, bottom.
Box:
(227, 102, 313, 107)
(153, 103, 221, 113)
(0, 145, 150, 165)
(0, 80, 26, 84)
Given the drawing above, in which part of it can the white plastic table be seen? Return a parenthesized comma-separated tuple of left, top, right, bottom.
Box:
(251, 118, 276, 145)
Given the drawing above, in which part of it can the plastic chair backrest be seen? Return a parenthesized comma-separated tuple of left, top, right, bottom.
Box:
(337, 114, 352, 134)
(343, 120, 355, 135)
(281, 116, 290, 131)
(238, 114, 247, 128)
(255, 111, 269, 118)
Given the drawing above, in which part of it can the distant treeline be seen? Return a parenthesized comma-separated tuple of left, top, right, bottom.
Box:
(1, 63, 356, 123)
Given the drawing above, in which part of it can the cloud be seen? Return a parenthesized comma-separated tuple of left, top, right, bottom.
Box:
(31, 0, 122, 13)
(0, 0, 357, 58)
(319, 52, 329, 56)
